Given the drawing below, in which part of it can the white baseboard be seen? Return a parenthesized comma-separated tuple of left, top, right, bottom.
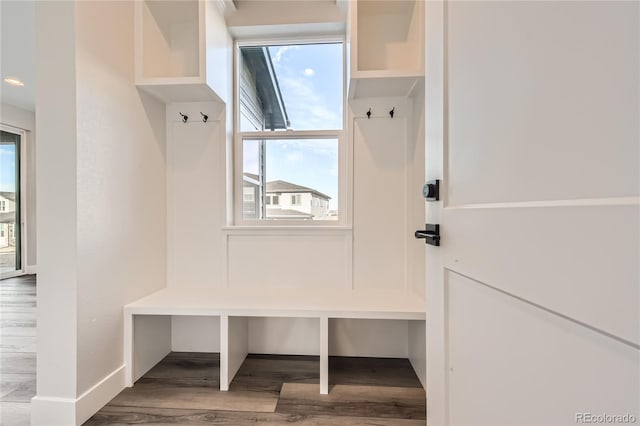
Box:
(25, 264, 38, 275)
(31, 365, 125, 426)
(76, 365, 125, 424)
(31, 396, 76, 426)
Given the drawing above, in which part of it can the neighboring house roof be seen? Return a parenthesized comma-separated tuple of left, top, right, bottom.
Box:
(266, 180, 331, 200)
(266, 208, 313, 219)
(240, 47, 290, 131)
(243, 172, 259, 182)
(242, 174, 331, 201)
(0, 192, 16, 202)
(243, 173, 259, 185)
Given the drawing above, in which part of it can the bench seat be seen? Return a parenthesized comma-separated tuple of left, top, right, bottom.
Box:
(124, 287, 425, 394)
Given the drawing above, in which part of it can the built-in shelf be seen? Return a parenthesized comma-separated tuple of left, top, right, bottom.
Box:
(124, 287, 425, 394)
(135, 0, 231, 103)
(348, 0, 424, 99)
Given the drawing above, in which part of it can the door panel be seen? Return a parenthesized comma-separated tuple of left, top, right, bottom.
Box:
(447, 1, 639, 206)
(425, 1, 640, 425)
(445, 204, 639, 345)
(447, 271, 639, 426)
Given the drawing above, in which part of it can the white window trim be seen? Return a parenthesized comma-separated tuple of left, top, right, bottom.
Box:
(232, 37, 349, 227)
(0, 124, 27, 279)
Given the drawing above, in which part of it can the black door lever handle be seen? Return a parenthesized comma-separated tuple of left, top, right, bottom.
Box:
(415, 230, 437, 238)
(414, 224, 440, 246)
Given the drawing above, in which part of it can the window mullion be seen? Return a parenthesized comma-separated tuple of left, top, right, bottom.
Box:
(259, 139, 266, 220)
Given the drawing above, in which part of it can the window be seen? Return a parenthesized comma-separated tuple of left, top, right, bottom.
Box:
(265, 195, 280, 205)
(236, 40, 344, 224)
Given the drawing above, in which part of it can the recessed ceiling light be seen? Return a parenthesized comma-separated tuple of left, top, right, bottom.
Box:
(304, 68, 314, 76)
(4, 77, 25, 87)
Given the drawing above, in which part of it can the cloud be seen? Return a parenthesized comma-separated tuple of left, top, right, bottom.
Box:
(270, 45, 301, 64)
(286, 151, 303, 162)
(279, 76, 341, 130)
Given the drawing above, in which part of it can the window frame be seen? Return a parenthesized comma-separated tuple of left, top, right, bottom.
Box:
(233, 37, 348, 227)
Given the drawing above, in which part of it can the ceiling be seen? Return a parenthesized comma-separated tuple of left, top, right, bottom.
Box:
(0, 0, 36, 112)
(0, 0, 344, 113)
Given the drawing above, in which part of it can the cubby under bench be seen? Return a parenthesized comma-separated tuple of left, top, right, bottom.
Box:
(124, 287, 425, 394)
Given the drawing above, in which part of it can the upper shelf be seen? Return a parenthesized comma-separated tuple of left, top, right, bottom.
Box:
(135, 0, 231, 104)
(348, 0, 424, 99)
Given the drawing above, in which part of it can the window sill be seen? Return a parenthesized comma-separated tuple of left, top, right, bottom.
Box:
(223, 225, 352, 234)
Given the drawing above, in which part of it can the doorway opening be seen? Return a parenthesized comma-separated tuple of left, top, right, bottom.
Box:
(0, 126, 25, 278)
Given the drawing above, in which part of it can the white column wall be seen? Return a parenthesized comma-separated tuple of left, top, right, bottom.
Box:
(33, 2, 169, 424)
(32, 2, 79, 424)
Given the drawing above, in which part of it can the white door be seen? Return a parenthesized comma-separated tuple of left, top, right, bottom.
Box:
(424, 2, 639, 425)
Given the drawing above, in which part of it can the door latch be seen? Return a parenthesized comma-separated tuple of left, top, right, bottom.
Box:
(415, 224, 440, 246)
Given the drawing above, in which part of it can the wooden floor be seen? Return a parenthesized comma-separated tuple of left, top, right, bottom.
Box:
(0, 275, 426, 426)
(0, 275, 37, 426)
(87, 353, 426, 425)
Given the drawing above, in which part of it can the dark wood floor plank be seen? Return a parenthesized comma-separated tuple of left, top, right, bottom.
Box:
(0, 353, 36, 374)
(143, 353, 220, 385)
(276, 383, 425, 420)
(230, 355, 319, 394)
(91, 352, 426, 424)
(329, 356, 423, 388)
(108, 381, 278, 413)
(0, 326, 36, 337)
(0, 306, 35, 314)
(165, 352, 220, 360)
(0, 401, 31, 426)
(0, 312, 37, 321)
(0, 336, 36, 353)
(0, 320, 36, 329)
(0, 373, 36, 402)
(0, 276, 37, 426)
(0, 290, 35, 295)
(84, 405, 425, 426)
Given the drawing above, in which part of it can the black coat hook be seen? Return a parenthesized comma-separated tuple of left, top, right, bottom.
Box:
(179, 112, 188, 123)
(366, 108, 372, 119)
(389, 107, 395, 119)
(200, 112, 208, 123)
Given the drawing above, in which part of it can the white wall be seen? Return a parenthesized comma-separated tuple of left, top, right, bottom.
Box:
(227, 0, 346, 38)
(0, 103, 37, 270)
(350, 97, 424, 293)
(164, 2, 424, 359)
(165, 102, 226, 290)
(33, 2, 169, 425)
(168, 96, 424, 356)
(74, 0, 168, 396)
